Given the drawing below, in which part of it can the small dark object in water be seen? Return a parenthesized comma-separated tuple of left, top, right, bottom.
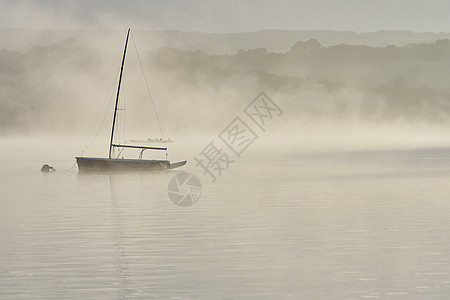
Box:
(41, 164, 56, 173)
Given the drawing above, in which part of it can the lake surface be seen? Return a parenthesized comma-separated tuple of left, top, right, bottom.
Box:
(1, 138, 450, 299)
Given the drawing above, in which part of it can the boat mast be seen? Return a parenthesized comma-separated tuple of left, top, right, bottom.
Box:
(109, 28, 130, 159)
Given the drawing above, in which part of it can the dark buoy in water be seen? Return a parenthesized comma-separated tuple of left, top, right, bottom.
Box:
(41, 164, 56, 173)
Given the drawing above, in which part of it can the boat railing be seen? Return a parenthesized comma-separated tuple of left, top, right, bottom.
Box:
(111, 144, 167, 160)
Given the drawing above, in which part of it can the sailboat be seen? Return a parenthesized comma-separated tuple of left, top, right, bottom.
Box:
(76, 29, 187, 172)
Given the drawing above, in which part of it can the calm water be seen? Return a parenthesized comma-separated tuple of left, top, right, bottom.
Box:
(2, 138, 450, 299)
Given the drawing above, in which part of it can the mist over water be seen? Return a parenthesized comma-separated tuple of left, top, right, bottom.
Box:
(3, 15, 450, 299)
(2, 137, 450, 298)
(3, 29, 450, 143)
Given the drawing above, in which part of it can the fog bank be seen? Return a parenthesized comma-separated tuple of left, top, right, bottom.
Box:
(2, 30, 450, 150)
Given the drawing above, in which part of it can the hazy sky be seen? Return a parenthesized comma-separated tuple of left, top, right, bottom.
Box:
(1, 0, 450, 33)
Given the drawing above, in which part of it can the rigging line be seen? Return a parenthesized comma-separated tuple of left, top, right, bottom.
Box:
(119, 76, 126, 145)
(130, 31, 167, 148)
(114, 76, 127, 147)
(123, 79, 126, 143)
(64, 160, 77, 171)
(81, 68, 121, 155)
(122, 92, 126, 145)
(84, 68, 120, 147)
(116, 77, 122, 145)
(82, 84, 116, 155)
